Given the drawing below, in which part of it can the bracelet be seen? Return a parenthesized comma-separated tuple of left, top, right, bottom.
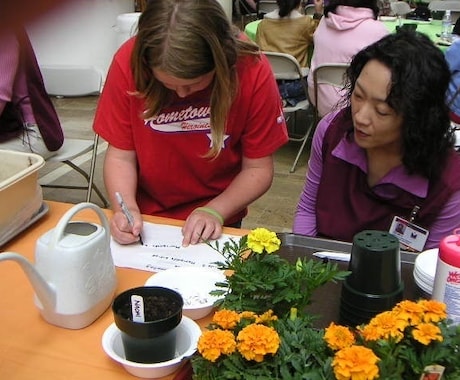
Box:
(194, 207, 224, 225)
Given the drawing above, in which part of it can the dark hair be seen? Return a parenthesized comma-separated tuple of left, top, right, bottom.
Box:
(324, 0, 380, 19)
(454, 17, 460, 36)
(344, 30, 454, 179)
(276, 0, 302, 17)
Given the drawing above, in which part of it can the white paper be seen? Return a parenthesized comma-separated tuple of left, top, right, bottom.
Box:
(110, 222, 240, 272)
(313, 251, 351, 262)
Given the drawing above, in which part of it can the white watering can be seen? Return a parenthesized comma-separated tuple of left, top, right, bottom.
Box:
(0, 203, 117, 329)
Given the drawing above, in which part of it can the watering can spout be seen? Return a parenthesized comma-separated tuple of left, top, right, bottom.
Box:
(0, 252, 57, 312)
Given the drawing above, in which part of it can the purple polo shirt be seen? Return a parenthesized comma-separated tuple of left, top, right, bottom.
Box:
(293, 110, 460, 249)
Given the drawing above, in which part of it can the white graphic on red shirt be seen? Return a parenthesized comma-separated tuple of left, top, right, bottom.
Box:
(144, 105, 211, 132)
(206, 133, 230, 149)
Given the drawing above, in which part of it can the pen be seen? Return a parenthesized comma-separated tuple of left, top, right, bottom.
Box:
(115, 192, 144, 245)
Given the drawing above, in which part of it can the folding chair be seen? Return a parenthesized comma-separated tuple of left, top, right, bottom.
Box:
(390, 1, 412, 25)
(264, 51, 315, 173)
(312, 62, 350, 123)
(257, 1, 278, 18)
(235, 0, 258, 28)
(40, 133, 109, 207)
(304, 4, 316, 16)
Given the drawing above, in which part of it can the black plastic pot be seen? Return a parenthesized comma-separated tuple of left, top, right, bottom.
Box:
(339, 230, 404, 326)
(112, 286, 183, 363)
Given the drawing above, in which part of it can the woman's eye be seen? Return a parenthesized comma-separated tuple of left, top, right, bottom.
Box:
(376, 107, 392, 116)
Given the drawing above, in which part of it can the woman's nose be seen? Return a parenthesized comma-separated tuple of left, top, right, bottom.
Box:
(354, 103, 371, 126)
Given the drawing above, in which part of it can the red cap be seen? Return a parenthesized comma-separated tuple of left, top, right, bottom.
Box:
(439, 229, 460, 267)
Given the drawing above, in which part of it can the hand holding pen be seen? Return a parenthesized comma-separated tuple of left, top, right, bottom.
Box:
(115, 192, 144, 245)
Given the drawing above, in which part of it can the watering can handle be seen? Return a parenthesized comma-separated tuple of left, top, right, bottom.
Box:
(50, 202, 111, 248)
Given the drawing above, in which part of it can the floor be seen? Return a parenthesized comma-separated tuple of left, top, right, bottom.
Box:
(40, 95, 311, 233)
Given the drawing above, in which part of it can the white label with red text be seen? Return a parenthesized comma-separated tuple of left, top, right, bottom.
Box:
(432, 259, 460, 325)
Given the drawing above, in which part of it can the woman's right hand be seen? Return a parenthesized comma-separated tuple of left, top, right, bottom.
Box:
(110, 209, 144, 245)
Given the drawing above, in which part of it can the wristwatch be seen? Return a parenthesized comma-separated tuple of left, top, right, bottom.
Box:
(313, 12, 323, 20)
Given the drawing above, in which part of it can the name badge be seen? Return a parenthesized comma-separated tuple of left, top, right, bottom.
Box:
(389, 216, 429, 253)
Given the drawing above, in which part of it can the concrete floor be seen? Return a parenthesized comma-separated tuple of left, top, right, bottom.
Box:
(41, 95, 311, 233)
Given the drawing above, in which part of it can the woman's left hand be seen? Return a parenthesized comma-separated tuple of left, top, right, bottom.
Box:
(181, 209, 223, 246)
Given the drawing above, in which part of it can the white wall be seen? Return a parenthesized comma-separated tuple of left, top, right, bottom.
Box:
(216, 0, 233, 21)
(27, 0, 134, 95)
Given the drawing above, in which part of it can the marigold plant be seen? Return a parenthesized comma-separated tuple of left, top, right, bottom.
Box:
(325, 300, 460, 380)
(192, 229, 460, 379)
(206, 227, 349, 317)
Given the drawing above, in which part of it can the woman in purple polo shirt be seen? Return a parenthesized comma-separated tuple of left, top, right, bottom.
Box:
(293, 30, 460, 250)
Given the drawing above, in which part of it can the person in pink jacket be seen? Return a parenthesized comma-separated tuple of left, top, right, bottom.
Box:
(307, 0, 389, 118)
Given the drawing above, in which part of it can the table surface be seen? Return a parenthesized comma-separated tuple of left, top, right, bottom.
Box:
(0, 201, 420, 379)
(0, 201, 243, 380)
(244, 18, 448, 52)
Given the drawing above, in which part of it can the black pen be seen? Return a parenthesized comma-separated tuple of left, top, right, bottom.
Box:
(115, 192, 144, 245)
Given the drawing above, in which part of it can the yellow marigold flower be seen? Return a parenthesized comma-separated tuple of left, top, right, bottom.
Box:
(412, 323, 443, 345)
(256, 309, 278, 324)
(365, 311, 405, 342)
(332, 345, 380, 380)
(393, 300, 424, 325)
(239, 311, 257, 321)
(197, 329, 236, 362)
(236, 324, 280, 362)
(324, 322, 356, 351)
(247, 228, 281, 254)
(418, 299, 447, 323)
(212, 309, 241, 330)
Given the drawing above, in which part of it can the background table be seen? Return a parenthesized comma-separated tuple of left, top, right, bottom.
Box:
(244, 19, 260, 41)
(0, 201, 243, 380)
(383, 19, 448, 52)
(244, 19, 448, 52)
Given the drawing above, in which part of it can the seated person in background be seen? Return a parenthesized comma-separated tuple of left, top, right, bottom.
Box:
(256, 0, 323, 69)
(0, 27, 63, 159)
(256, 0, 323, 106)
(446, 39, 460, 125)
(293, 30, 460, 251)
(307, 0, 388, 118)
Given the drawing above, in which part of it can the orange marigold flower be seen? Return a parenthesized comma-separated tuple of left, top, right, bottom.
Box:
(212, 309, 241, 330)
(324, 322, 355, 351)
(236, 324, 280, 362)
(365, 311, 405, 342)
(359, 323, 385, 342)
(412, 323, 443, 345)
(256, 309, 278, 324)
(393, 300, 424, 325)
(332, 345, 380, 380)
(239, 311, 257, 321)
(197, 329, 236, 362)
(418, 299, 447, 323)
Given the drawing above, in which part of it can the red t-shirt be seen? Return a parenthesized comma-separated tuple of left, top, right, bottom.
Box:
(94, 38, 288, 223)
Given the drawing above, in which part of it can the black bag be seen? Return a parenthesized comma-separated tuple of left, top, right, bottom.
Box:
(0, 102, 24, 142)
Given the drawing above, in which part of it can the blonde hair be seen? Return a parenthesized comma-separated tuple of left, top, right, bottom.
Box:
(131, 0, 259, 157)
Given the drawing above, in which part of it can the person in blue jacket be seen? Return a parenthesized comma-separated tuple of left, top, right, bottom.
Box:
(446, 38, 460, 124)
